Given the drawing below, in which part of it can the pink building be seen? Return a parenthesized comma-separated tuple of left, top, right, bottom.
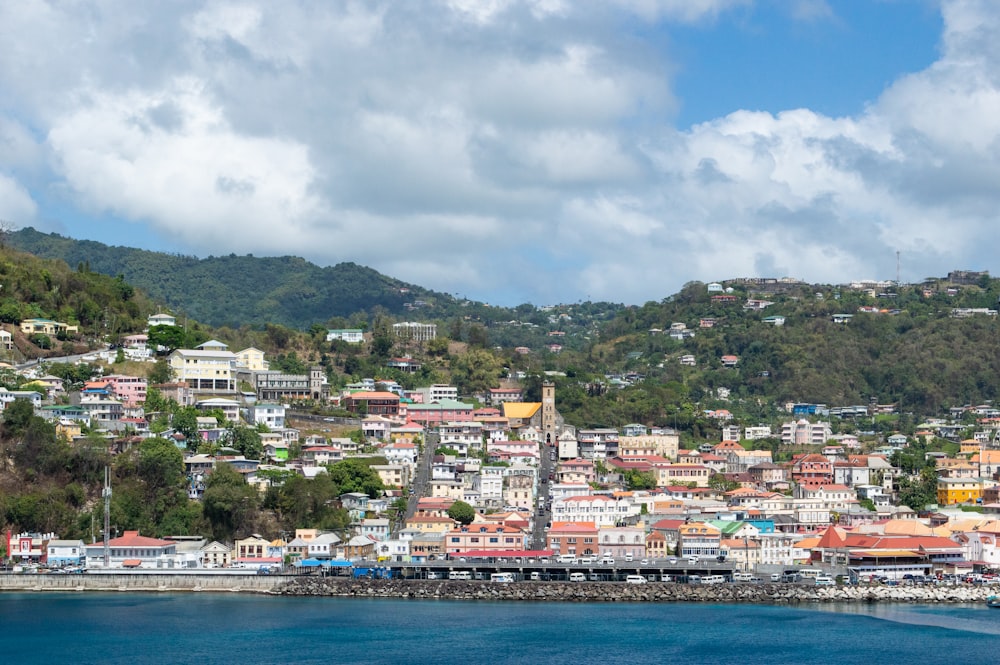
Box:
(445, 523, 528, 555)
(103, 374, 148, 407)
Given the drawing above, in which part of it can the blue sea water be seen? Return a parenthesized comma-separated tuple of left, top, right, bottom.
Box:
(1, 594, 997, 665)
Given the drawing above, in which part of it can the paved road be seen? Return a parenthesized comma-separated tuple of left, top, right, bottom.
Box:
(531, 441, 556, 549)
(406, 429, 436, 520)
(15, 346, 110, 371)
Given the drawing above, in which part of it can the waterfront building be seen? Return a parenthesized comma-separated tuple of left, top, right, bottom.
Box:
(84, 531, 177, 568)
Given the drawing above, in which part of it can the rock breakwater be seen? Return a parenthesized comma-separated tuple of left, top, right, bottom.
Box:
(275, 579, 999, 604)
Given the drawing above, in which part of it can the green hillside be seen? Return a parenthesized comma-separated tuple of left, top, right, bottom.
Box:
(530, 278, 1000, 430)
(0, 243, 157, 359)
(9, 227, 454, 329)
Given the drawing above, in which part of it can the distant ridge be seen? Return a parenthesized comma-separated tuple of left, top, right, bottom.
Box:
(9, 227, 452, 329)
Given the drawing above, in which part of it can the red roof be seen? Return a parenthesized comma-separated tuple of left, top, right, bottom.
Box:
(453, 550, 551, 558)
(109, 531, 173, 548)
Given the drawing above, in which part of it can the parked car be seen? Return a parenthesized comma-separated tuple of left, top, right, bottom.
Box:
(625, 575, 648, 585)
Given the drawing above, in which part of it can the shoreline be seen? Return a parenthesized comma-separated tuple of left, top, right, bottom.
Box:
(3, 574, 997, 604)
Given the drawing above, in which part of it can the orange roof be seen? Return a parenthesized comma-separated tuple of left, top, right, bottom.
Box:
(348, 391, 400, 400)
(816, 526, 849, 549)
(547, 521, 598, 533)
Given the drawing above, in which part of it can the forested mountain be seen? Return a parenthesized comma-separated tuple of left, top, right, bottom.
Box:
(9, 228, 454, 329)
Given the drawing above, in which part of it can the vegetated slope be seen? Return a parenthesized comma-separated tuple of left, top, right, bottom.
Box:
(0, 245, 156, 350)
(10, 227, 453, 329)
(587, 279, 1000, 415)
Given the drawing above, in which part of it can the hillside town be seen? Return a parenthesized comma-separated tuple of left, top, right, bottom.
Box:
(5, 308, 1000, 589)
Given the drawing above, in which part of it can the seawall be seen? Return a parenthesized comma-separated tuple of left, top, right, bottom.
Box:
(0, 572, 284, 593)
(3, 574, 997, 604)
(274, 578, 1000, 604)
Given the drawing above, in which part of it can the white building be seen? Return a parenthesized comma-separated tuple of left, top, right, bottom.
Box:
(550, 494, 639, 527)
(245, 403, 286, 429)
(326, 329, 364, 343)
(393, 322, 437, 341)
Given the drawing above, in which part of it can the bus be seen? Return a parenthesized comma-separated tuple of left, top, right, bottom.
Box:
(490, 572, 516, 583)
(795, 569, 824, 579)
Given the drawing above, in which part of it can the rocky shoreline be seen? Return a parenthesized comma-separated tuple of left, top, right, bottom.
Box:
(274, 578, 1000, 604)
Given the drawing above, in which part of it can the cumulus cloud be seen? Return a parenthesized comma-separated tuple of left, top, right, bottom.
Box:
(0, 0, 998, 306)
(0, 174, 37, 224)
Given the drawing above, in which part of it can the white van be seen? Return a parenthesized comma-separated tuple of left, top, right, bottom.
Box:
(701, 575, 726, 585)
(569, 572, 587, 582)
(556, 554, 577, 564)
(625, 575, 648, 585)
(491, 572, 515, 583)
(733, 572, 754, 582)
(624, 552, 633, 562)
(448, 571, 472, 580)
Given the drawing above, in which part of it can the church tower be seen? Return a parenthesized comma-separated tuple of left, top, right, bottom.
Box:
(542, 381, 556, 445)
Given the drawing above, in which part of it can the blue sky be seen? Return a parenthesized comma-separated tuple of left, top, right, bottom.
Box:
(667, 2, 943, 126)
(1, 0, 996, 308)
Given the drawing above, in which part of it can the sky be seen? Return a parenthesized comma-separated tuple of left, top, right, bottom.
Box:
(1, 0, 997, 307)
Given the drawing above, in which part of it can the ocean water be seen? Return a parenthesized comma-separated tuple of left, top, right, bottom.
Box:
(1, 594, 996, 665)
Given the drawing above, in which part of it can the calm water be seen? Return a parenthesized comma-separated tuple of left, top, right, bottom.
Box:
(1, 594, 997, 664)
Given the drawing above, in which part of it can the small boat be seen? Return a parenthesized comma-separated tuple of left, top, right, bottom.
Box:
(986, 595, 1000, 608)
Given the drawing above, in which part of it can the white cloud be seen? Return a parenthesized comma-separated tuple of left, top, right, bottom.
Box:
(47, 78, 324, 251)
(0, 174, 38, 224)
(1, 0, 999, 306)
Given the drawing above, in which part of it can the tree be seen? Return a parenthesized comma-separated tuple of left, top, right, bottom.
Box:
(147, 325, 188, 354)
(708, 473, 738, 492)
(171, 407, 200, 444)
(138, 437, 184, 492)
(624, 469, 657, 490)
(450, 348, 503, 395)
(201, 463, 260, 541)
(148, 358, 173, 384)
(426, 337, 450, 357)
(225, 423, 263, 460)
(327, 458, 384, 498)
(447, 500, 476, 525)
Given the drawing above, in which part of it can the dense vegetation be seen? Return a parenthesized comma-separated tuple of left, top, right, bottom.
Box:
(0, 244, 157, 360)
(11, 227, 446, 329)
(0, 397, 392, 543)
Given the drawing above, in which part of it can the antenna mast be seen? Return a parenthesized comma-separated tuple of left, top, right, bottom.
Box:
(102, 466, 112, 567)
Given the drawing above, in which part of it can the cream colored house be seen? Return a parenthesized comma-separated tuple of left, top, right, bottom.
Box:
(235, 347, 269, 371)
(169, 348, 237, 393)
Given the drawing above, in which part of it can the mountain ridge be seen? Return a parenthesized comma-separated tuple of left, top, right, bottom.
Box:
(9, 227, 456, 329)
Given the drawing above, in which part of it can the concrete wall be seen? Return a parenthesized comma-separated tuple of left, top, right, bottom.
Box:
(0, 573, 284, 593)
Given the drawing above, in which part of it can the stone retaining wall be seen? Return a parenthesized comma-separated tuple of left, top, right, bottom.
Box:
(276, 578, 1000, 604)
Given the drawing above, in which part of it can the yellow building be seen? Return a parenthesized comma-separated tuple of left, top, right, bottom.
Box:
(20, 318, 79, 336)
(55, 420, 82, 442)
(936, 477, 983, 505)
